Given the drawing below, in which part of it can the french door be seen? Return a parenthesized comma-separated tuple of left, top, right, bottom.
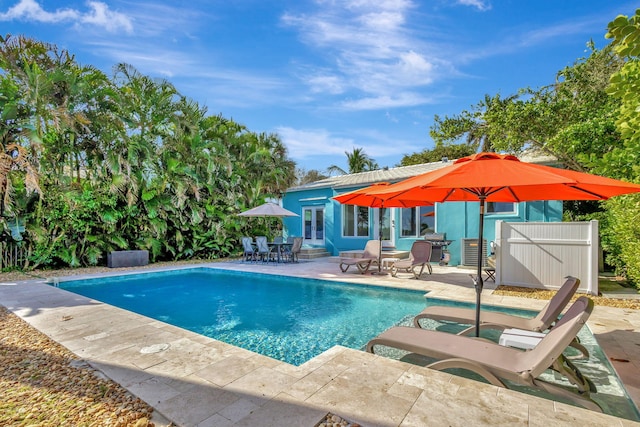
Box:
(303, 207, 325, 246)
(374, 207, 396, 248)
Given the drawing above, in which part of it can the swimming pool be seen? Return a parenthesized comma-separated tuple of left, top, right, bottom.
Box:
(57, 267, 639, 420)
(58, 267, 428, 366)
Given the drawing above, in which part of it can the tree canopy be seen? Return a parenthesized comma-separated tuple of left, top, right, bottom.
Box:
(327, 147, 379, 175)
(0, 34, 296, 268)
(402, 24, 640, 284)
(398, 143, 475, 166)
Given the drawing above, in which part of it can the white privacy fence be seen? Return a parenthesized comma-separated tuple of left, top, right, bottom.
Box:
(494, 220, 599, 295)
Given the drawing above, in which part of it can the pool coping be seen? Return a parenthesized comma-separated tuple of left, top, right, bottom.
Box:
(1, 259, 639, 427)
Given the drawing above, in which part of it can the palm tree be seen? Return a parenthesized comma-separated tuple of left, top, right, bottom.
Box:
(296, 168, 328, 185)
(0, 35, 57, 214)
(110, 63, 181, 205)
(328, 147, 378, 175)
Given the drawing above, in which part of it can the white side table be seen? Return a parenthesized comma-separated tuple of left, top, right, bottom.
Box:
(499, 328, 545, 350)
(381, 257, 399, 271)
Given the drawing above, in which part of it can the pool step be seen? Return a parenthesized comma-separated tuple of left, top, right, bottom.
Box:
(299, 247, 331, 259)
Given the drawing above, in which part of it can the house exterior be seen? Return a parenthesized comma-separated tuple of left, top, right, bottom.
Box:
(282, 156, 563, 266)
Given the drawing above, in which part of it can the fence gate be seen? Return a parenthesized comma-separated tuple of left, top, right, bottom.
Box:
(494, 220, 599, 295)
(0, 242, 29, 270)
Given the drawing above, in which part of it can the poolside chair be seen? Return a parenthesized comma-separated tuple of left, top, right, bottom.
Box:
(484, 253, 496, 282)
(283, 237, 303, 263)
(413, 276, 588, 358)
(390, 240, 432, 279)
(367, 296, 601, 412)
(255, 236, 272, 262)
(241, 237, 256, 262)
(339, 240, 380, 274)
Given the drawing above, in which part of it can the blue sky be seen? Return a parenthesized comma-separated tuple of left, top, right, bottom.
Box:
(0, 1, 634, 172)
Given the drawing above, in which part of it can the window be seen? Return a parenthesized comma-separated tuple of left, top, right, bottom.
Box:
(401, 205, 435, 237)
(342, 205, 369, 237)
(486, 202, 516, 214)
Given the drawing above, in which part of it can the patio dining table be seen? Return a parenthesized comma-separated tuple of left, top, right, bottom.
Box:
(268, 242, 292, 263)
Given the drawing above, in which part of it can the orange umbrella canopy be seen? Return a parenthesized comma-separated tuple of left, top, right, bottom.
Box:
(333, 182, 430, 208)
(366, 152, 640, 336)
(366, 152, 640, 203)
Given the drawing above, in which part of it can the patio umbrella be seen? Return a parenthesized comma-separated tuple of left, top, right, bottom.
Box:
(366, 152, 640, 335)
(238, 202, 299, 218)
(334, 183, 431, 275)
(239, 202, 299, 238)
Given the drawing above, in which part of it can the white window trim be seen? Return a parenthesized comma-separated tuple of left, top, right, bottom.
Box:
(342, 205, 370, 237)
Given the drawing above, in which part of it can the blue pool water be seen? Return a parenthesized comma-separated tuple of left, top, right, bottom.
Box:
(59, 268, 428, 366)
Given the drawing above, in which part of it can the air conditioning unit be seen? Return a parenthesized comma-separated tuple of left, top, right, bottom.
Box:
(461, 238, 488, 267)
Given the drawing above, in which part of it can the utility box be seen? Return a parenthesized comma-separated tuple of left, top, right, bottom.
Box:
(461, 238, 488, 267)
(107, 250, 149, 268)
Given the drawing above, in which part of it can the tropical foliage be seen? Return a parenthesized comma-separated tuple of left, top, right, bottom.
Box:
(327, 147, 378, 175)
(423, 33, 640, 284)
(398, 144, 475, 166)
(601, 11, 640, 284)
(0, 34, 296, 268)
(296, 168, 329, 185)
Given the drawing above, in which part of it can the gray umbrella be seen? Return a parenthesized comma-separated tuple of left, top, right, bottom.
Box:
(238, 202, 299, 218)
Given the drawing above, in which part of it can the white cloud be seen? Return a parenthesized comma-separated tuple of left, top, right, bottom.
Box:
(340, 92, 434, 110)
(307, 73, 346, 94)
(352, 128, 423, 158)
(0, 0, 133, 33)
(0, 0, 78, 22)
(520, 19, 600, 47)
(86, 40, 195, 77)
(385, 111, 399, 123)
(281, 0, 451, 111)
(275, 127, 355, 160)
(275, 125, 423, 166)
(119, 2, 205, 38)
(456, 13, 605, 65)
(457, 0, 491, 11)
(80, 1, 133, 33)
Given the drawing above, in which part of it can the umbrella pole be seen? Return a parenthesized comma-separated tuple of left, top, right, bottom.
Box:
(474, 196, 486, 337)
(371, 206, 388, 275)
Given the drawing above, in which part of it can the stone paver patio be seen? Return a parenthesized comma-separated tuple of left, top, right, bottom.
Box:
(1, 259, 639, 426)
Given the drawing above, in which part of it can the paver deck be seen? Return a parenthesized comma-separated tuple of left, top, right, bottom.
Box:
(1, 259, 639, 426)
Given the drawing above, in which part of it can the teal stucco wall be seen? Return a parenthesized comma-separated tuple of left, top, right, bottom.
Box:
(283, 186, 563, 266)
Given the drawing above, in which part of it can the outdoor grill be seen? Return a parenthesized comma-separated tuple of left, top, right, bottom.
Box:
(423, 233, 453, 264)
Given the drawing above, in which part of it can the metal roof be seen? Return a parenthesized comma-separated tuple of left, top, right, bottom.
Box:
(287, 159, 452, 192)
(286, 151, 558, 193)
